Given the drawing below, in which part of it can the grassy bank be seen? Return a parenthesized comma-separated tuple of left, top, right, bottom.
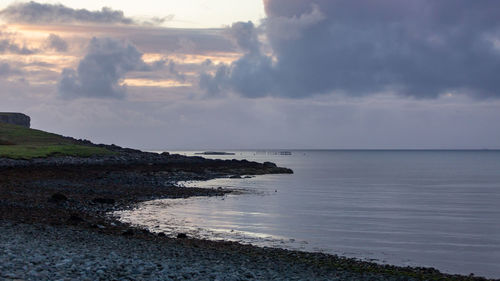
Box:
(0, 122, 112, 159)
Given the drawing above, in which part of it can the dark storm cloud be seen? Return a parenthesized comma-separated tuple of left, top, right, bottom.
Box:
(46, 34, 68, 52)
(227, 21, 261, 55)
(201, 0, 500, 99)
(0, 1, 165, 25)
(59, 37, 145, 99)
(199, 21, 274, 97)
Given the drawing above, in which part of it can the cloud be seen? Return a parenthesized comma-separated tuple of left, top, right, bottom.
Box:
(142, 15, 175, 26)
(0, 61, 25, 81)
(58, 37, 145, 99)
(199, 21, 275, 97)
(0, 62, 13, 76)
(0, 39, 34, 54)
(201, 0, 500, 99)
(0, 30, 36, 55)
(46, 34, 68, 52)
(0, 1, 165, 26)
(227, 21, 261, 55)
(165, 60, 186, 82)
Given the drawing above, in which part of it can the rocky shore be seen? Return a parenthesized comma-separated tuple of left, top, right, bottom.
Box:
(0, 221, 406, 281)
(0, 149, 494, 280)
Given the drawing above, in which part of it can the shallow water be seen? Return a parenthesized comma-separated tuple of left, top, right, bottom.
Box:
(116, 150, 500, 278)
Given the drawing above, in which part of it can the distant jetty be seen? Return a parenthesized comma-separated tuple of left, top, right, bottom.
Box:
(195, 151, 236, 155)
(0, 113, 30, 128)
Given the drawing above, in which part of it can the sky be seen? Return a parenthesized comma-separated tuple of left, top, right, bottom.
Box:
(0, 0, 265, 28)
(1, 0, 500, 150)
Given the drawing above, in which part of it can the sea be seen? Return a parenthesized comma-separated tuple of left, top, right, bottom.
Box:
(115, 150, 500, 278)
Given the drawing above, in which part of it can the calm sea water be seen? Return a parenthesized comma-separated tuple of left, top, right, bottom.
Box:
(116, 150, 500, 278)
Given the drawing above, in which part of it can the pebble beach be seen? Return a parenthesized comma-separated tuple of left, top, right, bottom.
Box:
(0, 151, 495, 280)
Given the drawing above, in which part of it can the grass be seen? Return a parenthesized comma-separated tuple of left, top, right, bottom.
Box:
(0, 122, 114, 159)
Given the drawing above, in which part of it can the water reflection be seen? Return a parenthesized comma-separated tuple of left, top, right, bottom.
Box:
(115, 150, 500, 278)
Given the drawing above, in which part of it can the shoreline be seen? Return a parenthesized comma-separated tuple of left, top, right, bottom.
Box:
(114, 180, 499, 280)
(0, 152, 495, 280)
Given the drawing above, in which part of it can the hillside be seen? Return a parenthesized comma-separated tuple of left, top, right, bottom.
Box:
(0, 122, 113, 159)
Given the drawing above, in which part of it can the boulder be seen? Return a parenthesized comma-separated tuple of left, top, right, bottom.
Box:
(49, 193, 68, 203)
(67, 214, 84, 224)
(92, 198, 116, 204)
(122, 229, 134, 236)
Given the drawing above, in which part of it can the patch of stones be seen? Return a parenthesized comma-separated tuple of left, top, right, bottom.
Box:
(0, 221, 374, 281)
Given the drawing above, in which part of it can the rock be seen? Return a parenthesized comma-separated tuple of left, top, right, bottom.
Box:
(49, 193, 67, 203)
(92, 198, 116, 204)
(0, 112, 30, 128)
(122, 229, 134, 236)
(177, 233, 188, 239)
(263, 162, 277, 168)
(67, 214, 84, 224)
(157, 232, 166, 237)
(245, 271, 256, 279)
(229, 175, 242, 179)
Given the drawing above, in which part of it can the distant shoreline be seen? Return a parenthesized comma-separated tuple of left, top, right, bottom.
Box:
(160, 149, 500, 154)
(194, 151, 236, 155)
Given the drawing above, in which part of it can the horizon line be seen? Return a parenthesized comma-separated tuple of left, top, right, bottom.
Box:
(145, 148, 500, 152)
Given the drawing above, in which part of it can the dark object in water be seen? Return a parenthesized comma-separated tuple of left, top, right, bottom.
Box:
(195, 151, 236, 155)
(177, 233, 188, 239)
(92, 198, 116, 204)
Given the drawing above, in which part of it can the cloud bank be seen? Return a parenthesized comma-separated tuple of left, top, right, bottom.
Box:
(59, 37, 145, 99)
(201, 0, 500, 99)
(0, 1, 167, 25)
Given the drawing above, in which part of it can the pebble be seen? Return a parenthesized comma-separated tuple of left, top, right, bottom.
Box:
(0, 221, 388, 281)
